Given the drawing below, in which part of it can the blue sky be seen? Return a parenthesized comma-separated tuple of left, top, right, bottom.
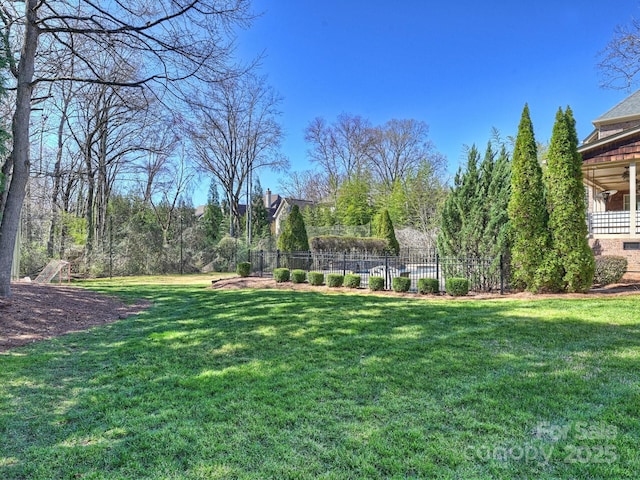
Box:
(198, 0, 640, 201)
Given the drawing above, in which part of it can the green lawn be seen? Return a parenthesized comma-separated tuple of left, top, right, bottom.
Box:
(1, 279, 639, 479)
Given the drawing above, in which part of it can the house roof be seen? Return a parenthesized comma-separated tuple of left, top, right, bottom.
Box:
(273, 197, 314, 220)
(578, 125, 640, 154)
(593, 89, 640, 126)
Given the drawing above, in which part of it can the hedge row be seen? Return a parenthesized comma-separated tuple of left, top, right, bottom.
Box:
(309, 236, 388, 253)
(264, 267, 470, 296)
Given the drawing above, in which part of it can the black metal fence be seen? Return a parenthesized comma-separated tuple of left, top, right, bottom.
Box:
(248, 250, 507, 293)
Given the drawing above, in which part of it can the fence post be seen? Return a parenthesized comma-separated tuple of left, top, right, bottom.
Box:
(276, 249, 280, 269)
(384, 251, 389, 290)
(259, 250, 264, 277)
(500, 254, 504, 295)
(308, 250, 312, 272)
(343, 251, 347, 276)
(435, 253, 439, 284)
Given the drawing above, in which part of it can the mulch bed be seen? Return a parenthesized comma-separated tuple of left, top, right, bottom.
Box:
(0, 283, 149, 353)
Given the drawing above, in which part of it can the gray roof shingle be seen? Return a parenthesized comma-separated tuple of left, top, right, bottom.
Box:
(595, 89, 640, 124)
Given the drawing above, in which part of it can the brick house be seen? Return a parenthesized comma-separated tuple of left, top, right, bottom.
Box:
(580, 90, 640, 271)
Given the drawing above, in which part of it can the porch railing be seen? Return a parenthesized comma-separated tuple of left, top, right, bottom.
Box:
(589, 212, 630, 235)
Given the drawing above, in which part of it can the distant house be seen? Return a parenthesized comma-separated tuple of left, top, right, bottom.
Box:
(580, 89, 640, 271)
(272, 197, 315, 235)
(195, 188, 310, 235)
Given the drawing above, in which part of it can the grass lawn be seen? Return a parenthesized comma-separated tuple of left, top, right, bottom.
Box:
(1, 277, 639, 479)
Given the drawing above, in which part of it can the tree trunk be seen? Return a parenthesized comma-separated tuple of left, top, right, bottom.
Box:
(0, 0, 38, 297)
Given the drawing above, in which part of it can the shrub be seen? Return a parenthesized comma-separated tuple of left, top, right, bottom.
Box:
(273, 268, 290, 283)
(392, 276, 411, 293)
(593, 256, 627, 286)
(418, 278, 439, 294)
(344, 274, 361, 288)
(291, 269, 307, 284)
(327, 274, 344, 288)
(236, 262, 251, 277)
(308, 271, 324, 286)
(369, 276, 385, 291)
(446, 277, 469, 296)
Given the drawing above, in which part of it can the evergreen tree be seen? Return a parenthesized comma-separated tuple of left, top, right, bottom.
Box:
(437, 142, 511, 285)
(373, 208, 400, 255)
(508, 104, 553, 291)
(485, 145, 512, 265)
(277, 204, 309, 251)
(437, 146, 480, 258)
(203, 181, 224, 246)
(250, 179, 271, 240)
(546, 106, 594, 292)
(335, 177, 373, 226)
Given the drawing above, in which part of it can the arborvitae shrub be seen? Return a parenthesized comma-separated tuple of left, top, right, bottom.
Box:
(344, 274, 361, 288)
(392, 276, 411, 293)
(236, 262, 251, 277)
(418, 278, 439, 294)
(327, 274, 344, 288)
(593, 256, 627, 286)
(291, 269, 307, 284)
(445, 277, 469, 296)
(308, 272, 324, 286)
(273, 268, 290, 283)
(369, 276, 385, 291)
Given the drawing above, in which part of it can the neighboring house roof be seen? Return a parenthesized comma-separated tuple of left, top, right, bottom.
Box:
(273, 198, 314, 219)
(194, 205, 206, 219)
(593, 89, 640, 126)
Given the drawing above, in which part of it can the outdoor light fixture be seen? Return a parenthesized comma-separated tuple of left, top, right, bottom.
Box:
(598, 189, 618, 202)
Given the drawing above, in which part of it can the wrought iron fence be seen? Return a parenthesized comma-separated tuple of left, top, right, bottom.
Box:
(248, 250, 507, 293)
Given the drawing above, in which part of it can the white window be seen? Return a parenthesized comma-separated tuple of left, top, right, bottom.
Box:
(623, 194, 640, 211)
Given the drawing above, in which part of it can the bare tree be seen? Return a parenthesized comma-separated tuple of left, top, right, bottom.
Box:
(189, 73, 287, 237)
(278, 169, 328, 203)
(0, 0, 252, 296)
(599, 17, 640, 89)
(304, 113, 374, 199)
(370, 119, 445, 192)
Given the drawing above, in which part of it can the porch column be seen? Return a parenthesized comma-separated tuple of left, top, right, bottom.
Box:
(631, 161, 637, 238)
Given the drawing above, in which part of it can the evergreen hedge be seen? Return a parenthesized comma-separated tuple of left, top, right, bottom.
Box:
(310, 236, 387, 253)
(236, 262, 251, 277)
(446, 277, 469, 296)
(308, 272, 324, 286)
(327, 274, 344, 288)
(369, 276, 385, 291)
(273, 268, 290, 283)
(392, 276, 411, 293)
(344, 274, 361, 288)
(417, 278, 439, 294)
(291, 269, 307, 284)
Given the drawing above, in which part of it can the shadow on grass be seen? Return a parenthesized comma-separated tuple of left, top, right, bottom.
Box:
(1, 287, 639, 479)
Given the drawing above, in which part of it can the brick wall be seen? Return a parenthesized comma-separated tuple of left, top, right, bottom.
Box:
(590, 238, 640, 272)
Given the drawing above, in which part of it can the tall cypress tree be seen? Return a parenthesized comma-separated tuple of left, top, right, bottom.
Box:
(508, 104, 552, 291)
(277, 204, 309, 252)
(546, 106, 594, 292)
(373, 208, 400, 255)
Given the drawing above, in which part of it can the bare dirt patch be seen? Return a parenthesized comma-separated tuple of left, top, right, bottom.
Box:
(0, 283, 149, 352)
